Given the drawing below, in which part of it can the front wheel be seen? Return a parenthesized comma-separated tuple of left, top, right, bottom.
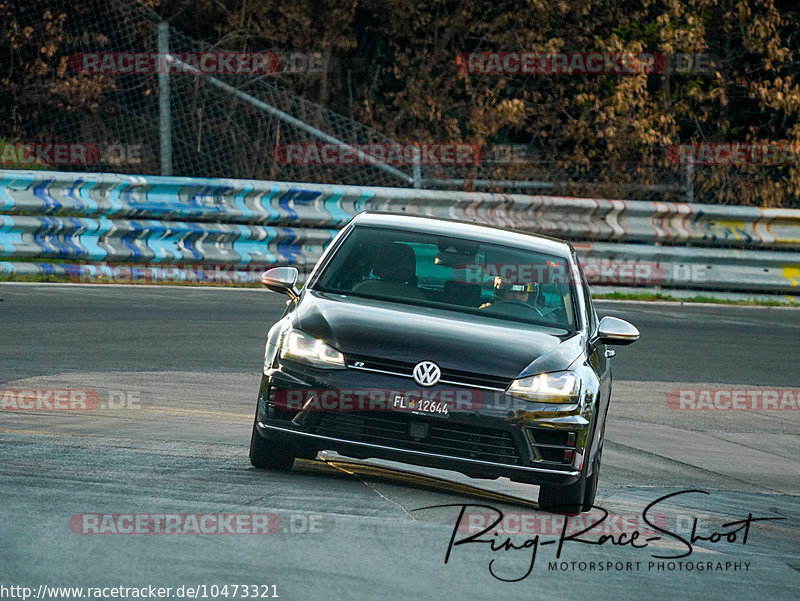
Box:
(249, 421, 296, 470)
(538, 431, 604, 513)
(537, 478, 586, 514)
(581, 444, 602, 511)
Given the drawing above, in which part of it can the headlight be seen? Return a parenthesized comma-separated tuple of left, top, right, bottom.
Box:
(279, 329, 346, 369)
(506, 370, 580, 403)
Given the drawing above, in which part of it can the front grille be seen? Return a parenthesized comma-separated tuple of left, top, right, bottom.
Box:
(346, 354, 512, 391)
(311, 411, 522, 465)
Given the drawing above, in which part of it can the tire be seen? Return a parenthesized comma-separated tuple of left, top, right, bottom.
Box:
(249, 421, 296, 470)
(582, 416, 607, 511)
(581, 443, 602, 512)
(538, 478, 586, 514)
(539, 418, 605, 514)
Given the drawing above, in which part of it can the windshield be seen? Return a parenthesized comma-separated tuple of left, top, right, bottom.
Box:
(313, 226, 579, 331)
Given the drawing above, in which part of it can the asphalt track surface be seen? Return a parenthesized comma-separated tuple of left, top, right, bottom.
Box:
(1, 283, 798, 601)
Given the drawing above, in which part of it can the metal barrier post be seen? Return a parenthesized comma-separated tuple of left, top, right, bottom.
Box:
(683, 161, 694, 202)
(158, 22, 173, 176)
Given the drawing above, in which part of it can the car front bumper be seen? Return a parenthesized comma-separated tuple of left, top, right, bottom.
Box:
(255, 361, 598, 485)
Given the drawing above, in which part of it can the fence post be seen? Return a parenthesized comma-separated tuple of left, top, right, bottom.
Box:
(158, 22, 173, 176)
(412, 162, 422, 189)
(683, 161, 694, 202)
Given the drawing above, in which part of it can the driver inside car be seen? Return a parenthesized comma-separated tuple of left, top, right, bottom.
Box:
(480, 276, 541, 314)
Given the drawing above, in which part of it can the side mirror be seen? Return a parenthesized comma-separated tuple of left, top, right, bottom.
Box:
(596, 316, 639, 345)
(261, 267, 300, 300)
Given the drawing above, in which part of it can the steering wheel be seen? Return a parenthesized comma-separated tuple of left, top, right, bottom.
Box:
(488, 299, 545, 319)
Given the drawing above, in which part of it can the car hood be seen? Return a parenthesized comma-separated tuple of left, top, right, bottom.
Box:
(294, 291, 584, 379)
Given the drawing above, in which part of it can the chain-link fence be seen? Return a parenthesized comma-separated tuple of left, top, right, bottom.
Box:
(2, 0, 415, 187)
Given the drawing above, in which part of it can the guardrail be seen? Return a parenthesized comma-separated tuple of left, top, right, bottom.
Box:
(1, 169, 799, 294)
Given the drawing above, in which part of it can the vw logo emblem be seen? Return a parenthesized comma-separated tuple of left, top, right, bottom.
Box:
(413, 360, 441, 387)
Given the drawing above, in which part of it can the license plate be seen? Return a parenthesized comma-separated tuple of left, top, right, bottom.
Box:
(391, 394, 449, 418)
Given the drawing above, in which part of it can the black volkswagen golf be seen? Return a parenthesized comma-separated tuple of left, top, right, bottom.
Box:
(250, 213, 638, 512)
